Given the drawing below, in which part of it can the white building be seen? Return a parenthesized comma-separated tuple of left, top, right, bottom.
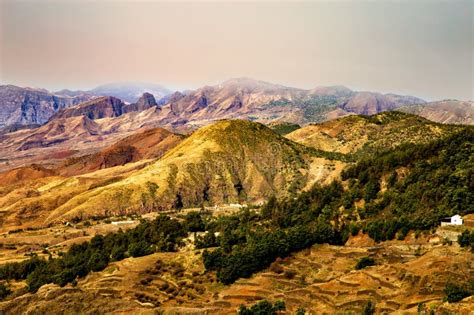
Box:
(440, 214, 463, 226)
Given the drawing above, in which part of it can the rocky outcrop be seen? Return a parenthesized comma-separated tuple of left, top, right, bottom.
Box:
(51, 96, 126, 120)
(157, 78, 426, 126)
(0, 85, 93, 128)
(123, 93, 158, 113)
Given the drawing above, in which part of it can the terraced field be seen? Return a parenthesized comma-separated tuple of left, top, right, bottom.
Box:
(2, 224, 472, 314)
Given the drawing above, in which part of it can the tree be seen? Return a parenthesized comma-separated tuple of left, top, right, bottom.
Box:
(128, 241, 152, 258)
(184, 211, 206, 232)
(364, 179, 380, 202)
(458, 230, 474, 251)
(88, 251, 109, 272)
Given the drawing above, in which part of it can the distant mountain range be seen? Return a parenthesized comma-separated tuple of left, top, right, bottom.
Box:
(55, 82, 171, 103)
(1, 78, 472, 140)
(0, 82, 169, 128)
(399, 100, 474, 125)
(0, 85, 92, 128)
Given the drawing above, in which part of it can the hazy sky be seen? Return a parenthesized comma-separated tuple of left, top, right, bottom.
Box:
(0, 0, 472, 101)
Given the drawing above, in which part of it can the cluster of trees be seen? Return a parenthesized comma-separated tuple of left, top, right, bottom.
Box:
(203, 220, 338, 284)
(201, 128, 473, 285)
(1, 128, 471, 295)
(238, 300, 286, 315)
(0, 215, 187, 292)
(343, 129, 473, 238)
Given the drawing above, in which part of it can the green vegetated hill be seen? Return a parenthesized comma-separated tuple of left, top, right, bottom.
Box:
(10, 120, 321, 226)
(200, 125, 473, 284)
(268, 122, 301, 135)
(0, 113, 465, 231)
(1, 124, 471, 296)
(286, 111, 463, 158)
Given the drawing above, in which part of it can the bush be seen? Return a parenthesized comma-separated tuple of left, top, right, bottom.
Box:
(458, 230, 474, 251)
(362, 301, 375, 315)
(0, 282, 11, 300)
(0, 214, 187, 293)
(355, 257, 375, 270)
(444, 282, 473, 303)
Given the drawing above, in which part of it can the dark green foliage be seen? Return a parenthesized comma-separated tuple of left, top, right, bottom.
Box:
(238, 299, 286, 315)
(350, 223, 361, 236)
(270, 122, 301, 135)
(0, 214, 186, 292)
(184, 211, 206, 232)
(364, 178, 380, 202)
(343, 128, 474, 240)
(195, 231, 218, 249)
(128, 241, 152, 258)
(204, 129, 473, 285)
(362, 301, 376, 315)
(458, 230, 474, 251)
(0, 256, 46, 281)
(444, 281, 474, 303)
(296, 307, 306, 315)
(0, 282, 11, 300)
(204, 199, 341, 284)
(355, 257, 375, 270)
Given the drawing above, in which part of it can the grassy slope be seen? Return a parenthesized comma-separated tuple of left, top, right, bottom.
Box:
(286, 111, 462, 157)
(0, 120, 324, 228)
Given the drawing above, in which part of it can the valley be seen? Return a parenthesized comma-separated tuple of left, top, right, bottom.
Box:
(0, 210, 472, 314)
(0, 79, 472, 314)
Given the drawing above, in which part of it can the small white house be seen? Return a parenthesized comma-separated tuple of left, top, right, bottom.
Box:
(440, 214, 463, 226)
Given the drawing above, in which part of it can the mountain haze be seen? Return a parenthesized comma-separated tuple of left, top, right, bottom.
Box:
(399, 100, 474, 125)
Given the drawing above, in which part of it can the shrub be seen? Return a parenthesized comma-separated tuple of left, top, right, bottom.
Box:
(0, 282, 11, 300)
(458, 230, 474, 251)
(362, 301, 375, 315)
(444, 282, 473, 303)
(296, 307, 306, 315)
(355, 257, 375, 270)
(238, 300, 286, 315)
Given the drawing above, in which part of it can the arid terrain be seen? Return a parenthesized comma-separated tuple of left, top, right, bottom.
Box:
(0, 212, 473, 314)
(0, 79, 472, 314)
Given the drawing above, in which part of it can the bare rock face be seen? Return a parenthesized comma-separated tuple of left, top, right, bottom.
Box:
(123, 92, 158, 113)
(0, 85, 93, 128)
(51, 96, 127, 120)
(158, 78, 426, 126)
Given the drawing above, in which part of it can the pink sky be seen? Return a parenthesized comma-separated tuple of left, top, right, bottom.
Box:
(0, 0, 472, 101)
